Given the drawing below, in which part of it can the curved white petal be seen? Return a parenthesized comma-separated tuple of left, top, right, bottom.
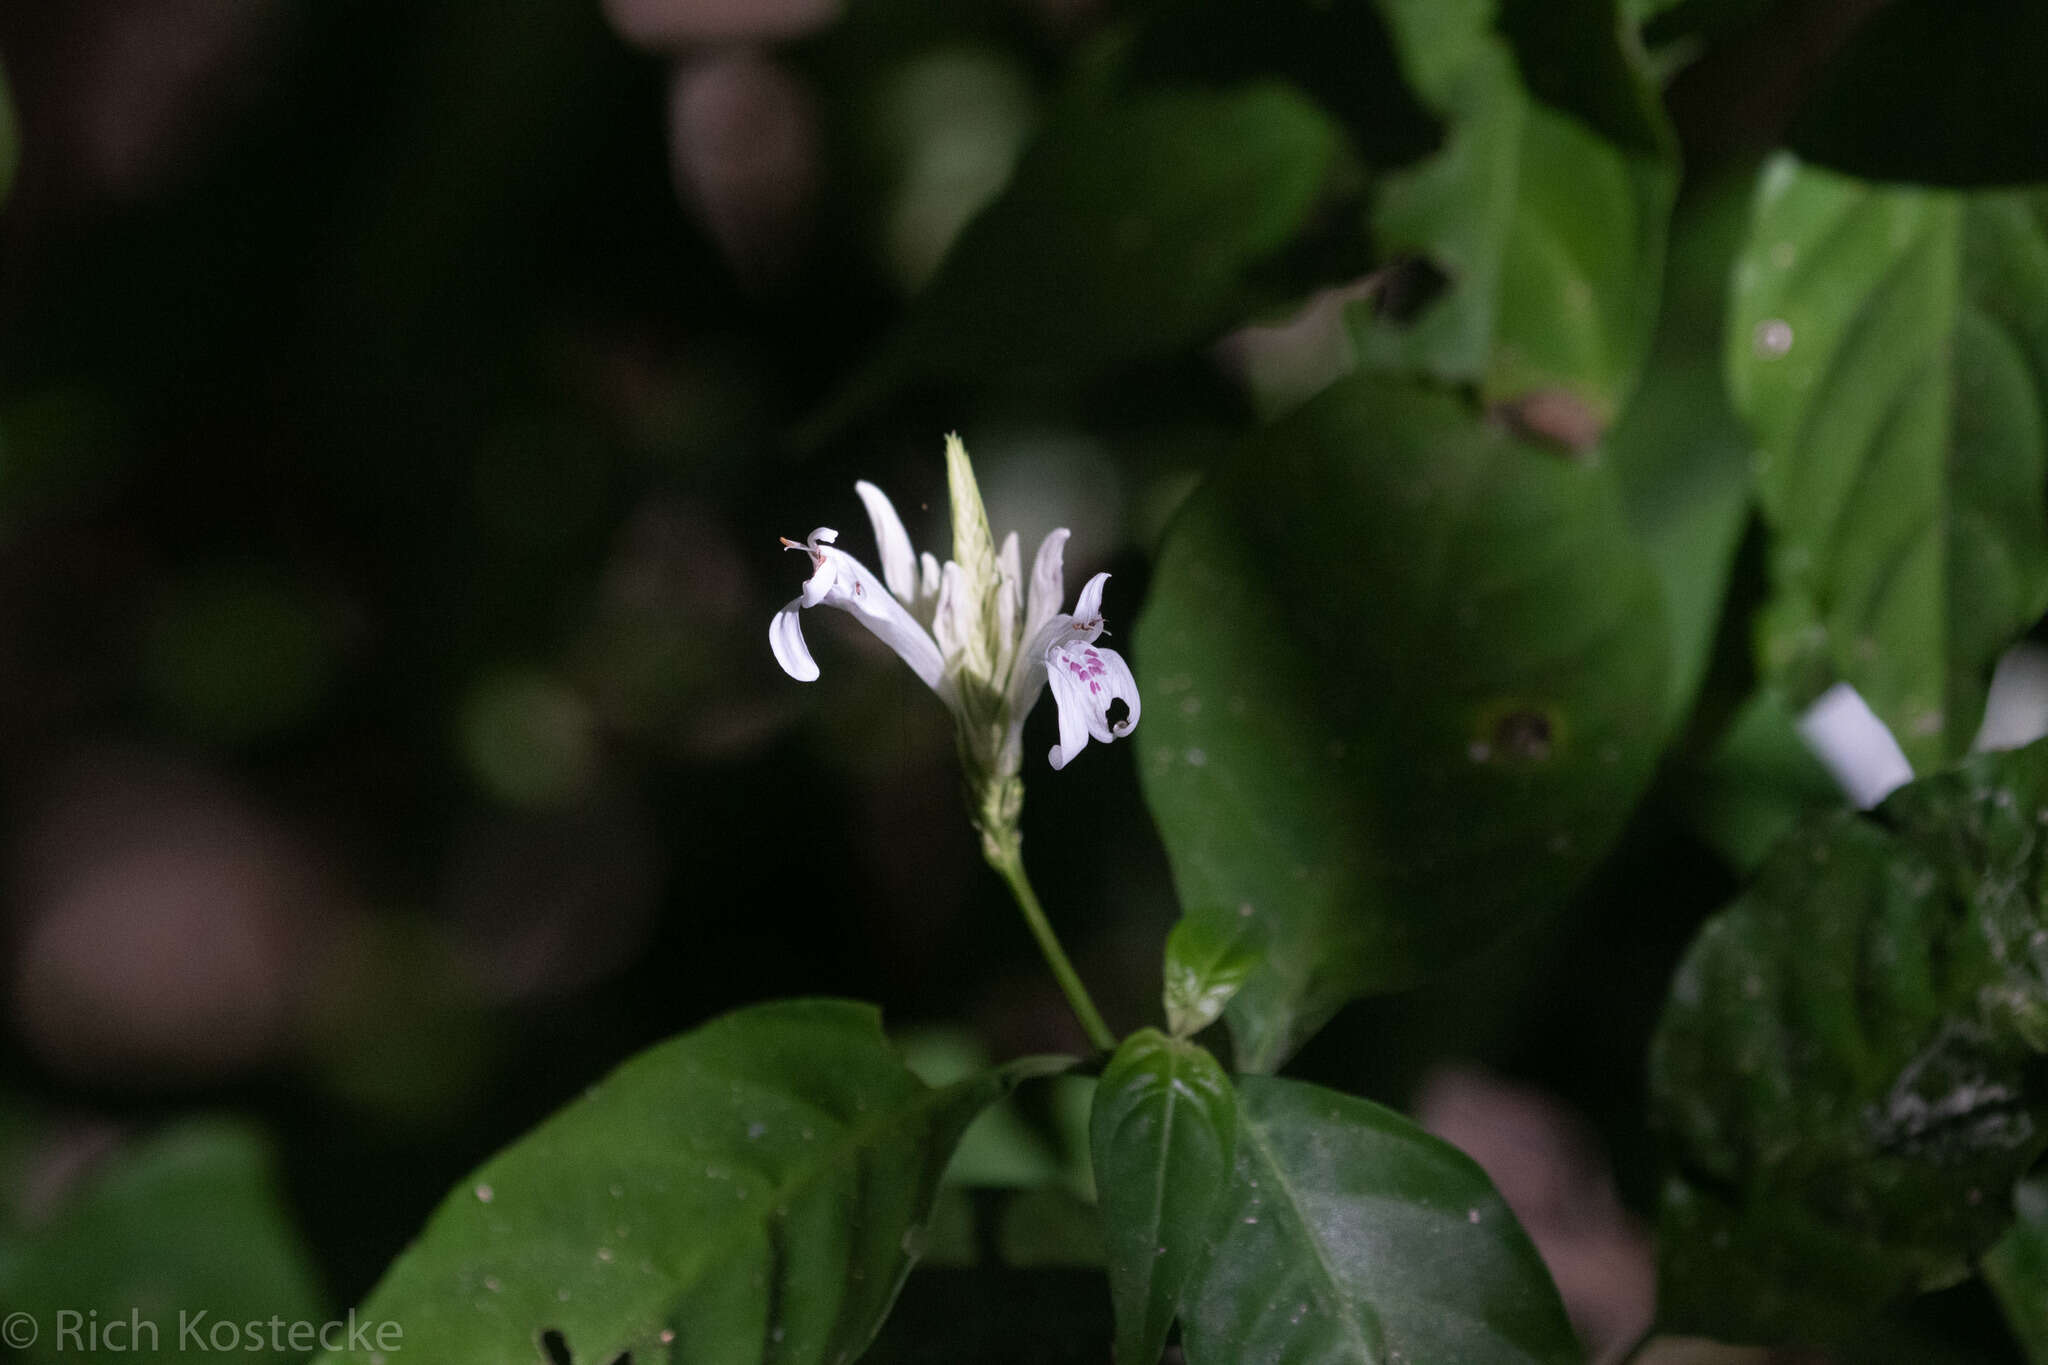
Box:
(1071, 570, 1110, 625)
(919, 551, 942, 599)
(817, 546, 949, 695)
(1095, 643, 1141, 737)
(855, 480, 919, 604)
(1044, 637, 1140, 768)
(1024, 528, 1069, 643)
(769, 598, 819, 681)
(1046, 655, 1094, 770)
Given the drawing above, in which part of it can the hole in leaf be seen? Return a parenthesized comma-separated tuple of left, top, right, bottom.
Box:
(1492, 710, 1553, 762)
(1371, 256, 1449, 325)
(1106, 698, 1131, 728)
(539, 1329, 572, 1365)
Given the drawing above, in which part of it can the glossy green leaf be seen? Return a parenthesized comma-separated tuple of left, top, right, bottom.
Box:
(1162, 914, 1263, 1039)
(1356, 0, 1675, 423)
(317, 999, 1066, 1365)
(0, 1120, 326, 1365)
(1181, 1075, 1579, 1365)
(1728, 156, 2048, 768)
(1988, 1176, 2048, 1363)
(1091, 1031, 1236, 1365)
(1137, 376, 1668, 1070)
(812, 84, 1342, 434)
(1789, 0, 2048, 187)
(1651, 741, 2048, 1343)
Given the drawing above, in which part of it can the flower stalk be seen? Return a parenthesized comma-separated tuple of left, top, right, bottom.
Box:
(983, 830, 1117, 1053)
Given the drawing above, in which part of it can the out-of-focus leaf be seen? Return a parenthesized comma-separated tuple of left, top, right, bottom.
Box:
(1180, 1074, 1579, 1365)
(997, 1188, 1104, 1269)
(1162, 915, 1262, 1039)
(316, 1000, 1067, 1365)
(1606, 170, 1756, 730)
(1137, 376, 1668, 1070)
(1790, 0, 2048, 187)
(1727, 156, 2048, 768)
(812, 85, 1342, 434)
(0, 1120, 325, 1365)
(1355, 0, 1675, 424)
(1651, 741, 2048, 1344)
(897, 1028, 1065, 1190)
(1988, 1176, 2048, 1363)
(1680, 689, 1842, 874)
(1091, 1031, 1235, 1365)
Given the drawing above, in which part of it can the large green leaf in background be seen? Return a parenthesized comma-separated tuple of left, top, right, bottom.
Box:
(1727, 156, 2048, 769)
(317, 1000, 1064, 1365)
(810, 84, 1342, 434)
(1606, 168, 1757, 729)
(1355, 0, 1675, 425)
(1179, 1075, 1579, 1365)
(0, 1120, 325, 1365)
(1091, 1031, 1236, 1365)
(1651, 740, 2048, 1344)
(1988, 1175, 2048, 1364)
(1137, 376, 1668, 1071)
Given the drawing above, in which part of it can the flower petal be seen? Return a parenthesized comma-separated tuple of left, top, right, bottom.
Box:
(1071, 569, 1110, 624)
(920, 551, 942, 599)
(1024, 528, 1069, 644)
(995, 530, 1022, 681)
(855, 480, 919, 604)
(769, 597, 819, 681)
(932, 560, 964, 664)
(1043, 637, 1140, 768)
(1045, 651, 1095, 770)
(1094, 643, 1141, 737)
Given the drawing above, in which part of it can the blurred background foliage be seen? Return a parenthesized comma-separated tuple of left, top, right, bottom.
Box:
(0, 0, 2044, 1361)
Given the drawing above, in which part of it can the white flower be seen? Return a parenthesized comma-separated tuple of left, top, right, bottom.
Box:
(767, 437, 1140, 776)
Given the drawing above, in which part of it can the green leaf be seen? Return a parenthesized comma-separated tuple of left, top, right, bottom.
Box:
(1091, 1031, 1236, 1365)
(1162, 914, 1263, 1039)
(0, 1120, 326, 1365)
(1988, 1176, 2048, 1363)
(1181, 1075, 1580, 1365)
(317, 999, 1067, 1365)
(1789, 0, 2048, 187)
(1606, 168, 1758, 729)
(1651, 741, 2048, 1343)
(812, 84, 1342, 434)
(1137, 376, 1668, 1070)
(1727, 156, 2048, 768)
(1356, 0, 1676, 424)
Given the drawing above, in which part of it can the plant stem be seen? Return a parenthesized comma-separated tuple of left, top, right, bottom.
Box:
(986, 842, 1117, 1053)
